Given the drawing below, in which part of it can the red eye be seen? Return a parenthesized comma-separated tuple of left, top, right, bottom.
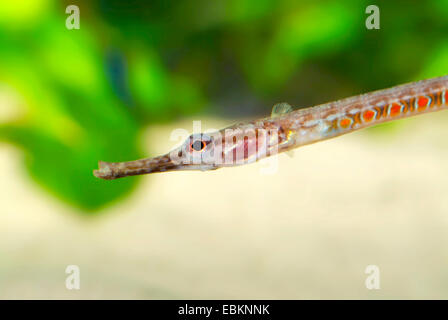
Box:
(190, 140, 206, 152)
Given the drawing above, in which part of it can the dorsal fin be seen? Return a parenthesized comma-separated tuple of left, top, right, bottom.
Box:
(271, 102, 293, 118)
(271, 102, 295, 158)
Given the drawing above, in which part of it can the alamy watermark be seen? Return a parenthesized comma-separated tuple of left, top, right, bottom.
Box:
(65, 265, 80, 290)
(365, 264, 380, 290)
(365, 5, 380, 30)
(66, 5, 80, 30)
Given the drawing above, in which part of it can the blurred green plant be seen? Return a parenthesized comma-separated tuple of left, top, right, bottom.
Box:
(0, 0, 447, 212)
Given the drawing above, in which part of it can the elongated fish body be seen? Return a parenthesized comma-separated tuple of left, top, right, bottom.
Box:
(94, 76, 448, 179)
(246, 75, 448, 154)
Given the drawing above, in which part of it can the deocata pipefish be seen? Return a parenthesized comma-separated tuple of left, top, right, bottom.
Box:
(94, 75, 448, 180)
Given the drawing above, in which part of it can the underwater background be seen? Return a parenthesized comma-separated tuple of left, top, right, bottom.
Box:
(1, 0, 448, 298)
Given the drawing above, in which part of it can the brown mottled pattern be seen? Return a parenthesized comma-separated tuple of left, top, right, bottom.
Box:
(261, 75, 448, 153)
(94, 75, 448, 179)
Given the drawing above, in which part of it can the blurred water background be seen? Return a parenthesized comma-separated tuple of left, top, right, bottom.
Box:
(1, 0, 448, 299)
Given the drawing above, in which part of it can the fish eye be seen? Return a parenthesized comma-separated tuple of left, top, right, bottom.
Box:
(190, 139, 206, 152)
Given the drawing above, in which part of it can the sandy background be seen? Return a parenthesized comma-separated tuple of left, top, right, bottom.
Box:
(0, 112, 447, 299)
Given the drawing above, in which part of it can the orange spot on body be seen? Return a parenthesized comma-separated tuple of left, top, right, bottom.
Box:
(363, 110, 375, 122)
(417, 96, 429, 111)
(389, 103, 402, 117)
(339, 118, 352, 129)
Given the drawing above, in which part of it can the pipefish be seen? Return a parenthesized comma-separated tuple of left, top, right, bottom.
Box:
(94, 75, 448, 180)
